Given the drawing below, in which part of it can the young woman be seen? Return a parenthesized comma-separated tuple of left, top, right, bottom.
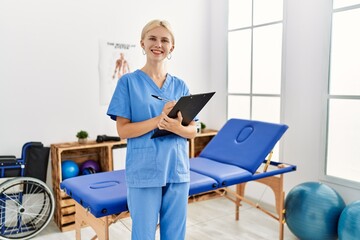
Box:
(107, 19, 197, 240)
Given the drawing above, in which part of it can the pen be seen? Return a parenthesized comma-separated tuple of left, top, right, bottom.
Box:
(151, 95, 171, 102)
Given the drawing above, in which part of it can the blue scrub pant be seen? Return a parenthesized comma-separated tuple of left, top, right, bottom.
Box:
(127, 182, 190, 240)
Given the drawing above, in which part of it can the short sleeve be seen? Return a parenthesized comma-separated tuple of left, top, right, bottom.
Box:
(107, 76, 131, 121)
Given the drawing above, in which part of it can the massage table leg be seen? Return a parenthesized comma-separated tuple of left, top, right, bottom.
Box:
(75, 202, 110, 240)
(253, 174, 285, 240)
(233, 174, 286, 240)
(235, 184, 246, 221)
(75, 206, 82, 240)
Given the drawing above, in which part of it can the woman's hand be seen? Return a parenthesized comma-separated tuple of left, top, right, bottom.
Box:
(157, 101, 197, 139)
(162, 101, 176, 115)
(158, 111, 183, 131)
(157, 100, 178, 131)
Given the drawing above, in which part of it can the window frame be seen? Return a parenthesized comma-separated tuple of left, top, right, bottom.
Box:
(227, 0, 285, 162)
(320, 3, 360, 189)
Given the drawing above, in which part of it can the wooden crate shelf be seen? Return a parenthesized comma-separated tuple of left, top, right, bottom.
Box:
(189, 129, 217, 158)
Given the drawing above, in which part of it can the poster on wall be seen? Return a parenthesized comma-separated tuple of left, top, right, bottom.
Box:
(98, 40, 142, 105)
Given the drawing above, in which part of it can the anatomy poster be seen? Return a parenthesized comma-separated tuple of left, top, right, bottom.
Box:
(98, 40, 141, 105)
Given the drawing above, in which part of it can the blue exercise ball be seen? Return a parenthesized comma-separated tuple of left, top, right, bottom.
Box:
(338, 200, 360, 240)
(62, 160, 79, 180)
(285, 182, 345, 240)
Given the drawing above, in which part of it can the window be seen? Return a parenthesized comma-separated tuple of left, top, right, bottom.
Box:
(227, 0, 284, 160)
(326, 1, 360, 184)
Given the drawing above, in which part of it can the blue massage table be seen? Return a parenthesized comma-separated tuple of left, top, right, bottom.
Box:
(60, 118, 296, 240)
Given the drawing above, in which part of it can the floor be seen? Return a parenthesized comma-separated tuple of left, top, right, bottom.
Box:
(33, 197, 298, 240)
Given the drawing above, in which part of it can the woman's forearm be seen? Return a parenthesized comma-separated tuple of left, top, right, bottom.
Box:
(116, 116, 161, 139)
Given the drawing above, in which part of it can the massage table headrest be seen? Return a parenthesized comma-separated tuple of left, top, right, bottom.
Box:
(60, 170, 128, 218)
(199, 118, 288, 174)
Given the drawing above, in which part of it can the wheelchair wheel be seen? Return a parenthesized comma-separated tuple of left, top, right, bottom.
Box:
(0, 177, 55, 240)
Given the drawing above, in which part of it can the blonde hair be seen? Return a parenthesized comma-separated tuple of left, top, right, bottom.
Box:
(141, 19, 175, 45)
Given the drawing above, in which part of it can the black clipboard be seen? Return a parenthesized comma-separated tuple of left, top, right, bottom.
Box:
(151, 92, 216, 139)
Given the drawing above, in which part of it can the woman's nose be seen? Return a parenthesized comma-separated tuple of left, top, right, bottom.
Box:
(155, 41, 162, 48)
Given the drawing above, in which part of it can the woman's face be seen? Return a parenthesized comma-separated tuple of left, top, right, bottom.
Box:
(141, 26, 174, 62)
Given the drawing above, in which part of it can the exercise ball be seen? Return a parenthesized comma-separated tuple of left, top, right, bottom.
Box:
(338, 200, 360, 240)
(82, 167, 96, 175)
(285, 182, 345, 240)
(80, 160, 101, 175)
(62, 160, 79, 180)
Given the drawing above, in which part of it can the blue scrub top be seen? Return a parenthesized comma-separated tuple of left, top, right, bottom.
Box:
(107, 69, 191, 188)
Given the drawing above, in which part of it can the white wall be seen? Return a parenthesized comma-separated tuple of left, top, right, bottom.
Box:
(0, 0, 212, 156)
(208, 0, 228, 130)
(1, 0, 359, 203)
(282, 0, 332, 191)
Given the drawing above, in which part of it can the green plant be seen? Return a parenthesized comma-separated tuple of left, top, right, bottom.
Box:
(76, 130, 89, 139)
(200, 122, 206, 130)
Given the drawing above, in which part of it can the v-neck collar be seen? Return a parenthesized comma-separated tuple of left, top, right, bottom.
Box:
(137, 69, 170, 93)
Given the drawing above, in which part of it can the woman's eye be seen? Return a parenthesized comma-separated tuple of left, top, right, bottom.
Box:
(149, 37, 156, 41)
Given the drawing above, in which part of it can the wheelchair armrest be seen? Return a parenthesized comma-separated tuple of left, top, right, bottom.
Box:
(0, 155, 17, 164)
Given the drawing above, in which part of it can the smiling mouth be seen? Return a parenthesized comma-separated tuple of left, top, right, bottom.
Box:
(151, 49, 163, 55)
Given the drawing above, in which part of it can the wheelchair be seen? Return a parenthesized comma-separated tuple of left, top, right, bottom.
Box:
(0, 142, 55, 240)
